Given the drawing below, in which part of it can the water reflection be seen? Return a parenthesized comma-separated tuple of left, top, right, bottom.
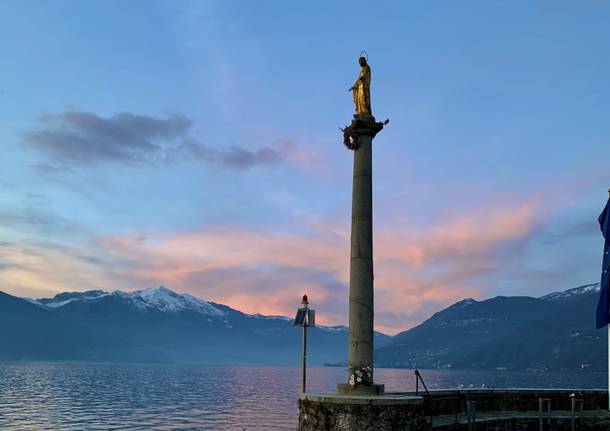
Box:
(0, 363, 605, 430)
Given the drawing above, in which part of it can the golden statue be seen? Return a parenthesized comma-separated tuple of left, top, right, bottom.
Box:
(349, 56, 371, 115)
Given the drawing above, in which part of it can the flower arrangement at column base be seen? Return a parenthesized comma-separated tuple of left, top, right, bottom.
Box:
(337, 363, 384, 396)
(348, 364, 372, 387)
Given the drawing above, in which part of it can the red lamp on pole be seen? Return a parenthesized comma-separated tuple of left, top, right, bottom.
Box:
(294, 294, 315, 393)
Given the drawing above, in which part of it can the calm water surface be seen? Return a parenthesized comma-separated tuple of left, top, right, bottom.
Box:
(0, 363, 605, 430)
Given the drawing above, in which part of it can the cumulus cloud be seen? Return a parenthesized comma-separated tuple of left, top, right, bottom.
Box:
(21, 109, 303, 171)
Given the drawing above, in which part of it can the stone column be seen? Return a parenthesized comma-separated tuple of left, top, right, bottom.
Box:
(338, 114, 386, 396)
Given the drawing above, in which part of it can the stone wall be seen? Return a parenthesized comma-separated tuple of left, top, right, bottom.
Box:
(299, 394, 426, 431)
(298, 389, 609, 431)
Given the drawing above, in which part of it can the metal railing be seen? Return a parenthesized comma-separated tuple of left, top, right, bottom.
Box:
(414, 369, 430, 396)
(419, 388, 589, 431)
(466, 400, 476, 431)
(570, 394, 584, 431)
(538, 398, 551, 431)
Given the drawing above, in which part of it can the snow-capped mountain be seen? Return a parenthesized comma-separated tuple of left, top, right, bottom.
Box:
(34, 287, 226, 316)
(539, 283, 600, 301)
(35, 289, 109, 308)
(131, 287, 226, 316)
(5, 282, 602, 369)
(2, 286, 391, 365)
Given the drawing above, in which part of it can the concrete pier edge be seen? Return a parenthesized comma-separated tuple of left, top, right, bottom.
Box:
(300, 391, 423, 405)
(298, 388, 610, 431)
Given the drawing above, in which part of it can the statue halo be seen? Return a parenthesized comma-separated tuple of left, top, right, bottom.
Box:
(359, 50, 368, 62)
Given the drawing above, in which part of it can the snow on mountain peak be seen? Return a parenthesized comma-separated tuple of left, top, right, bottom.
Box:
(540, 283, 600, 301)
(30, 287, 226, 317)
(38, 290, 109, 308)
(125, 286, 226, 316)
(449, 298, 477, 309)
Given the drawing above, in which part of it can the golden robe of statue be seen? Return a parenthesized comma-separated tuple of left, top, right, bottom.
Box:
(350, 57, 371, 115)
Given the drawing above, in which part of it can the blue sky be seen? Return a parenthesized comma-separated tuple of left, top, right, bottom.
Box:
(1, 1, 609, 333)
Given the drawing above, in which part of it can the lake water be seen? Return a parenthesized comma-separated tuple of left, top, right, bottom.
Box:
(0, 363, 605, 430)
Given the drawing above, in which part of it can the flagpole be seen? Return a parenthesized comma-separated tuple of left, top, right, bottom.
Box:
(608, 188, 610, 412)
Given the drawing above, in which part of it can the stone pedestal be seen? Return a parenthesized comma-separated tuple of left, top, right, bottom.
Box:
(337, 382, 385, 396)
(337, 383, 385, 396)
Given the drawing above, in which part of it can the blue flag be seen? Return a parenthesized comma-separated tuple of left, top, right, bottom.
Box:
(596, 198, 610, 329)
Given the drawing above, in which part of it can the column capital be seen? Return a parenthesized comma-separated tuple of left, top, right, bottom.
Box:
(349, 115, 389, 138)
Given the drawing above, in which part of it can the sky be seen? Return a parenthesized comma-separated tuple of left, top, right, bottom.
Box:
(0, 1, 609, 334)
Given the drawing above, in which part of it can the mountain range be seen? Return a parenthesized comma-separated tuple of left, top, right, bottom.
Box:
(0, 286, 389, 365)
(375, 283, 607, 371)
(0, 283, 606, 371)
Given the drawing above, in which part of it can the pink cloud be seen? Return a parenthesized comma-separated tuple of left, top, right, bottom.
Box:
(0, 241, 135, 299)
(94, 201, 541, 334)
(0, 196, 542, 334)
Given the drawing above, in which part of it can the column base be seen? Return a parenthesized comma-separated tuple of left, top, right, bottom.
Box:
(337, 383, 385, 396)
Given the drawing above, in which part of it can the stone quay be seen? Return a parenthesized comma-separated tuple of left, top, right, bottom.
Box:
(299, 388, 610, 430)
